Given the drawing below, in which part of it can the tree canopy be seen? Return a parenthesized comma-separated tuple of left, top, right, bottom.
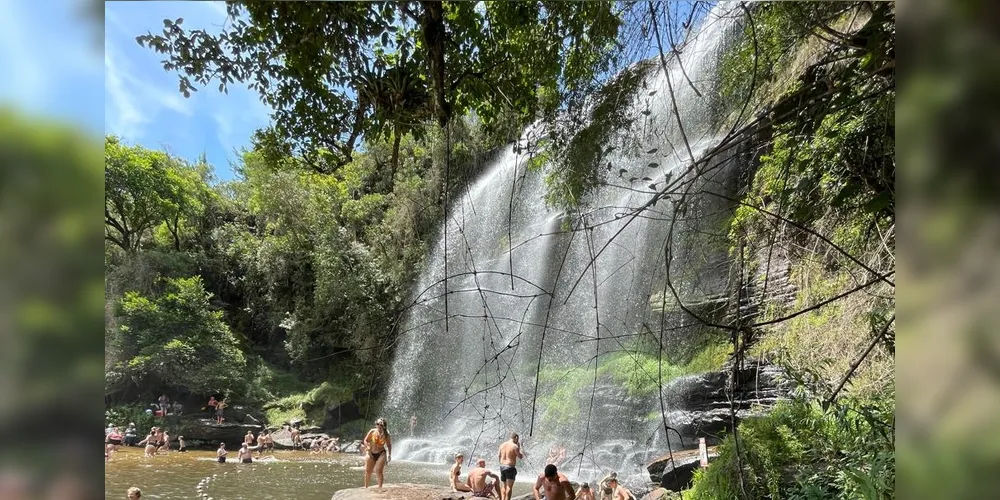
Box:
(136, 1, 623, 173)
(114, 276, 246, 395)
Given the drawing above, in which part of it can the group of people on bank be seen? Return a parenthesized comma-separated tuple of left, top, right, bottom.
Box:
(105, 423, 188, 460)
(361, 418, 635, 500)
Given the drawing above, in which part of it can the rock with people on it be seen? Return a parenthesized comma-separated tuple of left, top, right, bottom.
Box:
(176, 419, 263, 443)
(330, 483, 496, 500)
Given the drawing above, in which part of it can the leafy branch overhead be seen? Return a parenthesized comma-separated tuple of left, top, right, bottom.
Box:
(136, 1, 623, 174)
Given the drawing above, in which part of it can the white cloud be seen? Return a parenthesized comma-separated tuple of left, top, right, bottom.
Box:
(104, 35, 194, 141)
(104, 44, 148, 140)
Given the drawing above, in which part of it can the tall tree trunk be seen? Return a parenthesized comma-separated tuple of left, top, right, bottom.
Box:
(390, 131, 401, 182)
(420, 1, 450, 126)
(169, 216, 181, 251)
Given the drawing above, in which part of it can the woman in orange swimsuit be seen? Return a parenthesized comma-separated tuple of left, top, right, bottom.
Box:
(362, 417, 392, 488)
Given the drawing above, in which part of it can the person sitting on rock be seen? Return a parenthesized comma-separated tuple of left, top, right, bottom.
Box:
(467, 458, 501, 498)
(601, 477, 634, 500)
(310, 438, 324, 453)
(598, 471, 617, 499)
(575, 482, 596, 500)
(449, 453, 473, 493)
(325, 436, 340, 452)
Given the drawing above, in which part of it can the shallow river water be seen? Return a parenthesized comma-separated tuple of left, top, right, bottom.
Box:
(104, 447, 534, 499)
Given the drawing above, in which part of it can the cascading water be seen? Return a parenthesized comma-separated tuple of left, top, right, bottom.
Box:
(385, 4, 746, 486)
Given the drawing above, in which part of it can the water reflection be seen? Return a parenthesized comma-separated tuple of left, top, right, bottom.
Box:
(105, 447, 532, 499)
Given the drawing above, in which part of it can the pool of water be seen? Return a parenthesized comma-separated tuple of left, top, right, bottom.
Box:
(105, 448, 535, 499)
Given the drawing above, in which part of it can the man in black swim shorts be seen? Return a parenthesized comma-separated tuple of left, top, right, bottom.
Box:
(498, 432, 525, 500)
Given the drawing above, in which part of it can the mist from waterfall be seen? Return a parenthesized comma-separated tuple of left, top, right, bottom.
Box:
(384, 3, 744, 485)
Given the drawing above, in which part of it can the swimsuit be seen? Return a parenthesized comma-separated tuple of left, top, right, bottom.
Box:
(474, 487, 492, 497)
(500, 465, 517, 482)
(242, 458, 253, 464)
(218, 456, 226, 463)
(368, 431, 387, 461)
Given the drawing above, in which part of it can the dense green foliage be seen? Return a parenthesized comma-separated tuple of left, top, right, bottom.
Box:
(686, 3, 895, 499)
(688, 394, 894, 500)
(103, 118, 489, 424)
(111, 276, 246, 395)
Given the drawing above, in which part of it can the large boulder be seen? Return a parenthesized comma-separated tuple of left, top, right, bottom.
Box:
(340, 440, 363, 454)
(331, 483, 492, 500)
(174, 419, 263, 443)
(224, 405, 265, 424)
(646, 447, 718, 491)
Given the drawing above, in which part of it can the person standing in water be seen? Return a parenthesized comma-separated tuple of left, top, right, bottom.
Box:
(533, 464, 575, 500)
(448, 453, 473, 493)
(177, 435, 187, 452)
(362, 417, 392, 488)
(217, 442, 228, 463)
(498, 432, 526, 500)
(238, 442, 253, 464)
(409, 415, 416, 436)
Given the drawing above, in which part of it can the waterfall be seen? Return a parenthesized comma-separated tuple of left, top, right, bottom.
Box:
(384, 3, 745, 485)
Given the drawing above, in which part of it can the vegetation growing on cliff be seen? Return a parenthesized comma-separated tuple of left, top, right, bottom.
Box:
(682, 3, 895, 498)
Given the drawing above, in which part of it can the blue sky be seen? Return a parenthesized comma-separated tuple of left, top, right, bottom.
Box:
(0, 0, 103, 132)
(104, 1, 272, 182)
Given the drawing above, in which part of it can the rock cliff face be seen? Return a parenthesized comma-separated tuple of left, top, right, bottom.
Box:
(663, 362, 793, 447)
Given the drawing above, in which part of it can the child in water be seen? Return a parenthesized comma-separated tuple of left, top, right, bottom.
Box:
(217, 442, 227, 463)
